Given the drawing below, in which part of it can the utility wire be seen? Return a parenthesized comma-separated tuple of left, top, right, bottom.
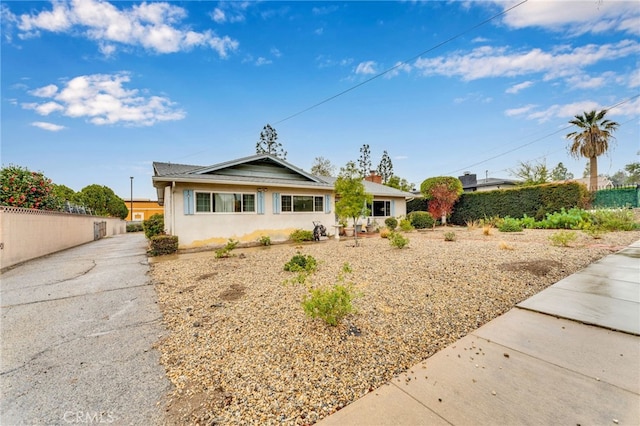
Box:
(272, 0, 529, 125)
(446, 93, 640, 175)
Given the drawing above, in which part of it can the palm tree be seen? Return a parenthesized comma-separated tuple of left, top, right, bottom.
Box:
(566, 109, 619, 191)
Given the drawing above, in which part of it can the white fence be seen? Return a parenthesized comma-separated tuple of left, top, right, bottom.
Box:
(0, 206, 126, 271)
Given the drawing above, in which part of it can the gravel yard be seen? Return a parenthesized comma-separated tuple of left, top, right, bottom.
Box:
(150, 228, 640, 425)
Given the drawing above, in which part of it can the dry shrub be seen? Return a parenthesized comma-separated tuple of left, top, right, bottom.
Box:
(483, 224, 493, 236)
(498, 241, 514, 250)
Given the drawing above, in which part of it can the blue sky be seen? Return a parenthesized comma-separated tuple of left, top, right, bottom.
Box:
(2, 0, 639, 200)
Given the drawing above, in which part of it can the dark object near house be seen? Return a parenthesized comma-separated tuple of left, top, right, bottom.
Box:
(313, 221, 327, 241)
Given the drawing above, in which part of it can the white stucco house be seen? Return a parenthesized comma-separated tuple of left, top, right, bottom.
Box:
(152, 154, 414, 249)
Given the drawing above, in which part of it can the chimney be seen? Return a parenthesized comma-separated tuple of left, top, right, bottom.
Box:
(365, 170, 382, 184)
(458, 172, 477, 189)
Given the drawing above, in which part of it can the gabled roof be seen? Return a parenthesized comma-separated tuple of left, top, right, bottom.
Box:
(153, 154, 332, 189)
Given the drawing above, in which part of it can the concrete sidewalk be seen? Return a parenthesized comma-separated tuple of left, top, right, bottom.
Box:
(319, 241, 640, 425)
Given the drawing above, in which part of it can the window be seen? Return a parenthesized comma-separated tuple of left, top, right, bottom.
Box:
(195, 191, 255, 213)
(372, 200, 391, 217)
(196, 193, 211, 212)
(281, 195, 324, 212)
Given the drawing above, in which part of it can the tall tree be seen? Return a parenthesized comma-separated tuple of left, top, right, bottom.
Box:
(75, 184, 128, 219)
(510, 160, 550, 186)
(385, 175, 414, 192)
(334, 161, 372, 247)
(420, 176, 463, 226)
(358, 144, 371, 177)
(550, 162, 574, 181)
(256, 124, 287, 159)
(310, 156, 335, 177)
(376, 150, 393, 184)
(566, 109, 619, 191)
(624, 162, 640, 184)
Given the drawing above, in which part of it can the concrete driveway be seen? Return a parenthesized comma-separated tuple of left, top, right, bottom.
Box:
(1, 233, 171, 425)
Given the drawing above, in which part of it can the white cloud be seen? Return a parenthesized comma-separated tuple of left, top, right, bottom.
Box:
(21, 72, 185, 127)
(413, 40, 639, 83)
(14, 0, 239, 57)
(504, 104, 536, 117)
(31, 121, 65, 131)
(211, 8, 226, 24)
(629, 68, 640, 88)
(496, 0, 640, 36)
(385, 62, 412, 79)
(506, 80, 533, 94)
(29, 84, 59, 97)
(210, 2, 248, 24)
(255, 57, 272, 66)
(355, 61, 377, 75)
(565, 72, 616, 89)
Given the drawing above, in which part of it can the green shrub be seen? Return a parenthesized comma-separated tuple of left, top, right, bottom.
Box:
(589, 209, 639, 231)
(498, 216, 523, 232)
(388, 232, 409, 249)
(259, 235, 271, 246)
(302, 284, 355, 326)
(284, 253, 318, 273)
(444, 231, 456, 242)
(215, 239, 239, 258)
(549, 230, 578, 247)
(449, 182, 590, 225)
(538, 208, 590, 230)
(148, 235, 178, 256)
(290, 229, 314, 243)
(399, 218, 414, 232)
(384, 217, 398, 231)
(409, 211, 435, 229)
(143, 214, 165, 239)
(126, 222, 143, 232)
(519, 214, 537, 229)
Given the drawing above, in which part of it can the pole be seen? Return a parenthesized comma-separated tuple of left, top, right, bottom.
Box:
(130, 176, 134, 221)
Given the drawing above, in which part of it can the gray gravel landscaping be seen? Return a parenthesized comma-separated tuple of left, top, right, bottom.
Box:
(150, 228, 640, 425)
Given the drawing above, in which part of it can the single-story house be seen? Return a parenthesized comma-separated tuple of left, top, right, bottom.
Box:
(152, 154, 414, 249)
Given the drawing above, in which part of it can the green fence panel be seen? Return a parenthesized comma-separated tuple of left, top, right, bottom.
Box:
(592, 186, 639, 208)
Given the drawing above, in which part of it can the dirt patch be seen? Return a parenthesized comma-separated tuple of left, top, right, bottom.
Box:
(499, 259, 562, 276)
(219, 283, 245, 301)
(197, 272, 218, 281)
(165, 380, 232, 425)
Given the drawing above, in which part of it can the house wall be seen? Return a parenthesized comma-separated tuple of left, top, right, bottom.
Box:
(165, 182, 335, 249)
(123, 199, 163, 221)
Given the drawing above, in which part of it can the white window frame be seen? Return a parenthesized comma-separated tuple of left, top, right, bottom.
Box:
(194, 191, 256, 214)
(280, 195, 324, 213)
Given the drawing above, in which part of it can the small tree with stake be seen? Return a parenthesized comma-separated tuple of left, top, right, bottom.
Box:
(420, 176, 463, 226)
(335, 161, 372, 246)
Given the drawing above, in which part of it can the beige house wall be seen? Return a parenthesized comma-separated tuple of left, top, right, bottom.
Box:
(164, 182, 336, 249)
(0, 206, 126, 270)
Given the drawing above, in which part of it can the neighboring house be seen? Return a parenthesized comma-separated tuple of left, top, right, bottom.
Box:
(459, 172, 519, 192)
(570, 176, 613, 191)
(123, 199, 163, 221)
(152, 154, 413, 249)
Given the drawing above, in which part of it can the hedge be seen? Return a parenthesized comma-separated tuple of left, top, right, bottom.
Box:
(149, 235, 178, 256)
(449, 182, 590, 225)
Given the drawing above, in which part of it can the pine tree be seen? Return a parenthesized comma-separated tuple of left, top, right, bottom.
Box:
(256, 124, 287, 159)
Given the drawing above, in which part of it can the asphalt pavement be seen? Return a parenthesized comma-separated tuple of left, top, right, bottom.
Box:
(0, 233, 171, 425)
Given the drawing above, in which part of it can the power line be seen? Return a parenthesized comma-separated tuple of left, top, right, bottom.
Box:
(272, 0, 529, 125)
(446, 94, 640, 175)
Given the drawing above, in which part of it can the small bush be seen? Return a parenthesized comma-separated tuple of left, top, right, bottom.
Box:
(290, 229, 314, 243)
(444, 231, 456, 242)
(388, 232, 409, 248)
(215, 239, 239, 258)
(380, 228, 391, 238)
(549, 230, 578, 247)
(284, 253, 318, 273)
(590, 209, 639, 231)
(499, 241, 514, 250)
(302, 284, 356, 326)
(519, 214, 538, 229)
(148, 235, 178, 256)
(259, 235, 271, 246)
(384, 217, 398, 231)
(482, 224, 493, 236)
(126, 222, 143, 232)
(465, 219, 481, 229)
(399, 218, 414, 232)
(498, 217, 523, 233)
(143, 214, 165, 239)
(409, 211, 435, 229)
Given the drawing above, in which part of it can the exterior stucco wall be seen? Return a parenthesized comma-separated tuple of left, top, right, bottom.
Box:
(165, 183, 336, 249)
(0, 206, 126, 270)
